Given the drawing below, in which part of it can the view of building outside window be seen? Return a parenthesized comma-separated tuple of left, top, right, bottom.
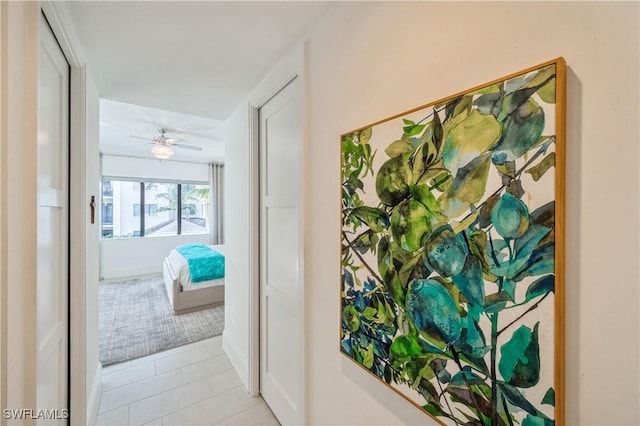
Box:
(182, 183, 209, 235)
(101, 179, 209, 238)
(145, 182, 177, 236)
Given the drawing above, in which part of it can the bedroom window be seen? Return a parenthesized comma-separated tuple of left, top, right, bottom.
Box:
(101, 178, 209, 239)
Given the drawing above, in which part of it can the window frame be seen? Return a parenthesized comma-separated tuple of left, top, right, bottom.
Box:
(100, 177, 210, 239)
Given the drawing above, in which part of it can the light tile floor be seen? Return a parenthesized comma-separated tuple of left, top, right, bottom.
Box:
(96, 336, 280, 426)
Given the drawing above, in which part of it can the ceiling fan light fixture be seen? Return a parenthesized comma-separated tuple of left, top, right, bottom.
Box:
(152, 143, 174, 160)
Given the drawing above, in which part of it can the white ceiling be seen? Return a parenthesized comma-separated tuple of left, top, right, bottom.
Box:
(99, 99, 226, 163)
(65, 1, 333, 163)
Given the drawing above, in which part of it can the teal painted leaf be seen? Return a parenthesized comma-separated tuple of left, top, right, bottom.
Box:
(491, 192, 531, 239)
(405, 279, 461, 345)
(515, 224, 551, 261)
(542, 387, 555, 406)
(439, 153, 492, 219)
(502, 279, 516, 302)
(442, 109, 502, 176)
(499, 323, 541, 388)
(473, 92, 502, 117)
(350, 207, 390, 232)
(525, 275, 555, 302)
(515, 243, 555, 280)
(499, 382, 550, 419)
(493, 98, 545, 163)
(424, 225, 466, 277)
(391, 200, 431, 252)
(522, 415, 554, 426)
(376, 155, 412, 206)
(452, 255, 486, 306)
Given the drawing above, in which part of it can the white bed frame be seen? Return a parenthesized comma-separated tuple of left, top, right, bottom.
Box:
(162, 257, 225, 315)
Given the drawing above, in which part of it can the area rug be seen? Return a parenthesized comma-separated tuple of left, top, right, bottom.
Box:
(99, 275, 225, 366)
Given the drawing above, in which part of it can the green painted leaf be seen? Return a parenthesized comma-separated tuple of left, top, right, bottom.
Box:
(405, 279, 461, 345)
(530, 201, 555, 228)
(385, 140, 412, 158)
(499, 382, 549, 419)
(452, 255, 485, 306)
(479, 192, 500, 229)
(442, 109, 502, 176)
(350, 207, 390, 232)
(491, 192, 531, 239)
(362, 344, 374, 368)
(424, 224, 466, 277)
(439, 153, 492, 219)
(499, 323, 541, 388)
(342, 305, 360, 332)
(525, 152, 556, 182)
(542, 387, 555, 407)
(468, 230, 492, 269)
(493, 98, 546, 163)
(432, 108, 443, 151)
(411, 185, 441, 217)
(390, 335, 423, 359)
(375, 155, 411, 206)
(358, 127, 372, 144)
(391, 200, 431, 252)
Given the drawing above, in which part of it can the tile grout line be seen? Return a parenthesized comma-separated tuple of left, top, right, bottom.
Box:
(159, 384, 249, 425)
(98, 371, 186, 415)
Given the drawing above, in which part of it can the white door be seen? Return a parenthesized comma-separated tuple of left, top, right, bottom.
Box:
(37, 14, 69, 424)
(259, 78, 304, 425)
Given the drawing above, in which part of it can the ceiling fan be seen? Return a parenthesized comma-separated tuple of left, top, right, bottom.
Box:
(130, 127, 202, 159)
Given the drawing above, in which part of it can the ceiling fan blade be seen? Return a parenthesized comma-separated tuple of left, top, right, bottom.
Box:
(130, 135, 154, 141)
(174, 143, 202, 151)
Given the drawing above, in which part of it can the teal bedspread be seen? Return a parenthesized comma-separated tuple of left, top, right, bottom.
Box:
(176, 244, 225, 283)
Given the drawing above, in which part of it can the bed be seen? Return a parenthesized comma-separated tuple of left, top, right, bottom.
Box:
(162, 244, 225, 315)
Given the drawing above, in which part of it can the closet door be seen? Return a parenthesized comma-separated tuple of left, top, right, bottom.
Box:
(37, 13, 70, 424)
(259, 77, 303, 425)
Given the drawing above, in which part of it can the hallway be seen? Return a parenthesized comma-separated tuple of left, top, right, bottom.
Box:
(96, 336, 279, 425)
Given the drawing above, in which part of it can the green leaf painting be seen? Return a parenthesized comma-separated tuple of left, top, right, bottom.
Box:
(341, 60, 564, 425)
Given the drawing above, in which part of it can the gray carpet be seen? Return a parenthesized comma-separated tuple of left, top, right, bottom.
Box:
(99, 275, 224, 366)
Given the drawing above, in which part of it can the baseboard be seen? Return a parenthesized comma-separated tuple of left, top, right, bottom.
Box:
(87, 362, 102, 425)
(222, 331, 249, 391)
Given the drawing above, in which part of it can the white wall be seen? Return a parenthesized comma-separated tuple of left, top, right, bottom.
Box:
(0, 1, 39, 414)
(225, 2, 639, 425)
(102, 154, 209, 182)
(100, 233, 209, 279)
(305, 3, 639, 425)
(222, 101, 251, 387)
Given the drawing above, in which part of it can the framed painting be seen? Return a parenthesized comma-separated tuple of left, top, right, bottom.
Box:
(340, 58, 565, 426)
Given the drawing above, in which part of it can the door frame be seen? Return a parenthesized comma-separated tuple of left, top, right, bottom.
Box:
(247, 42, 307, 419)
(0, 1, 91, 423)
(40, 2, 93, 423)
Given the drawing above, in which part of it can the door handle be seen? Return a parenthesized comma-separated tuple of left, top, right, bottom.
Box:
(90, 196, 96, 224)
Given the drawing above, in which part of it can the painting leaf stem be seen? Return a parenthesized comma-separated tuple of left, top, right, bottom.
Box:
(416, 105, 446, 126)
(451, 346, 483, 420)
(342, 231, 384, 284)
(490, 314, 499, 426)
(502, 394, 514, 426)
(434, 376, 463, 426)
(497, 292, 551, 338)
